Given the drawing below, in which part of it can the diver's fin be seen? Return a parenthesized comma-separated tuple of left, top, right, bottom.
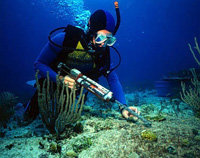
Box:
(26, 80, 36, 87)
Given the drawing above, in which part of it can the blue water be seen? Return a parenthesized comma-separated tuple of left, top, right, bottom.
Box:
(0, 0, 200, 98)
(1, 1, 200, 157)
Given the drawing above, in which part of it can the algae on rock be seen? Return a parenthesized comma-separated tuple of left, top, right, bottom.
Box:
(141, 130, 157, 142)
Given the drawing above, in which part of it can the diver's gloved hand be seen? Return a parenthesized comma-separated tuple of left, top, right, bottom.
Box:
(59, 75, 76, 89)
(121, 106, 140, 121)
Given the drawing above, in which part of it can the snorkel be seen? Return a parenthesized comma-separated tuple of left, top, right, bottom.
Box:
(108, 1, 121, 73)
(113, 1, 120, 35)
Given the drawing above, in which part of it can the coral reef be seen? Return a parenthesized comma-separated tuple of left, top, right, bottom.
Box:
(141, 130, 157, 141)
(36, 71, 85, 134)
(181, 38, 200, 117)
(0, 92, 18, 128)
(71, 135, 93, 153)
(0, 90, 199, 158)
(144, 114, 166, 122)
(141, 103, 157, 115)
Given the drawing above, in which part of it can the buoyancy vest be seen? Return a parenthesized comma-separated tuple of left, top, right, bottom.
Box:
(50, 25, 111, 80)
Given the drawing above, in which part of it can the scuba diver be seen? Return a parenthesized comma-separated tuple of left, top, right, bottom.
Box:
(24, 2, 140, 123)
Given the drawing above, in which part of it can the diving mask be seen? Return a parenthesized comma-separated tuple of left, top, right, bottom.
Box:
(95, 30, 116, 47)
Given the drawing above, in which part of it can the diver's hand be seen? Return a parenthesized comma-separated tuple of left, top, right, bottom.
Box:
(122, 106, 140, 120)
(59, 75, 76, 89)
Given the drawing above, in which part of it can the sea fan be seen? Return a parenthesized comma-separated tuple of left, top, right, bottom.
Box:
(36, 71, 85, 134)
(181, 37, 200, 117)
(0, 92, 18, 128)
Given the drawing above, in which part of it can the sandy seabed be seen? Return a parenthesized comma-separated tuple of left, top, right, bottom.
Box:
(0, 90, 200, 158)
